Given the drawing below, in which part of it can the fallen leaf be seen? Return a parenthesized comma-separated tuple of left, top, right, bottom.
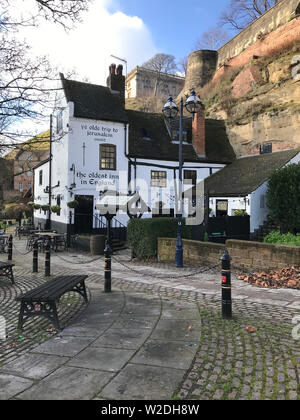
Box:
(245, 326, 258, 333)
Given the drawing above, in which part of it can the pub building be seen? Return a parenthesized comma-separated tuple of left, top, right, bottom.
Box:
(32, 64, 235, 236)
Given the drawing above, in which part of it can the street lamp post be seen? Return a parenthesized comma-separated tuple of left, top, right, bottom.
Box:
(162, 90, 203, 268)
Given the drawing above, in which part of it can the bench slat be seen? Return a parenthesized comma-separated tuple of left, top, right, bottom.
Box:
(16, 275, 88, 301)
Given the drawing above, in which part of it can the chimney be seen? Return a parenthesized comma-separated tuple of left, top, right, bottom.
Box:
(106, 63, 125, 106)
(192, 105, 206, 157)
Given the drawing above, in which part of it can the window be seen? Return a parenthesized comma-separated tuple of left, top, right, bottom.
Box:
(172, 129, 188, 143)
(57, 111, 63, 134)
(151, 171, 167, 188)
(39, 170, 43, 185)
(18, 182, 23, 192)
(100, 144, 116, 170)
(184, 170, 197, 185)
(27, 182, 32, 190)
(141, 128, 151, 141)
(56, 195, 61, 216)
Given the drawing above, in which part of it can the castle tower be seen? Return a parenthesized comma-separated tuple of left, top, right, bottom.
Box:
(179, 50, 218, 98)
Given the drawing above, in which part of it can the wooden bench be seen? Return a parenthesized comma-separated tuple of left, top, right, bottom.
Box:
(0, 261, 15, 285)
(16, 275, 88, 330)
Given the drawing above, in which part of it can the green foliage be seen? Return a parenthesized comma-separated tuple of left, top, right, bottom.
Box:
(264, 231, 300, 246)
(67, 200, 79, 208)
(127, 217, 192, 260)
(50, 205, 61, 213)
(233, 209, 248, 216)
(266, 163, 300, 233)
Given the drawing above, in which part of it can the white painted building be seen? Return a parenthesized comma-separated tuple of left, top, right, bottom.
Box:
(32, 65, 235, 235)
(205, 149, 300, 234)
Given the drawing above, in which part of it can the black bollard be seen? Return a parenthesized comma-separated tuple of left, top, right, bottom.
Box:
(45, 239, 51, 277)
(104, 241, 112, 293)
(221, 250, 232, 319)
(33, 240, 38, 273)
(8, 235, 13, 261)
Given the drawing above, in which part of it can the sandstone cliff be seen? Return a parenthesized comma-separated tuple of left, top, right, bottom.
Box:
(201, 45, 300, 157)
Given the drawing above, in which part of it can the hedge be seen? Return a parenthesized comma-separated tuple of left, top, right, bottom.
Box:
(127, 217, 192, 260)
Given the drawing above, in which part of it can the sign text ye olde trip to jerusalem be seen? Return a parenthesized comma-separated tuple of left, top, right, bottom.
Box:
(80, 123, 119, 141)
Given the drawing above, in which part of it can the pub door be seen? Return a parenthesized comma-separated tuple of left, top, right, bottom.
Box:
(74, 195, 94, 234)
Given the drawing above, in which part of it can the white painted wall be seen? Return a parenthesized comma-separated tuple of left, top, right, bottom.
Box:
(209, 196, 251, 217)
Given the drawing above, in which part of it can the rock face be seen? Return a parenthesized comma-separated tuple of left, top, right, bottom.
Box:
(178, 2, 300, 157)
(226, 106, 300, 157)
(198, 44, 300, 157)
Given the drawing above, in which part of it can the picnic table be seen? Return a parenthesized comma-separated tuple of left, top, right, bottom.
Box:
(0, 261, 15, 285)
(33, 232, 66, 252)
(16, 275, 88, 330)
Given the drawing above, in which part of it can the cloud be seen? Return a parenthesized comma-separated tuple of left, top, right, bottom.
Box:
(19, 0, 158, 84)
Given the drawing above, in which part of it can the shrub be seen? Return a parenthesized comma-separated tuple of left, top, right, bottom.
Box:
(266, 163, 300, 233)
(233, 209, 248, 216)
(127, 217, 192, 260)
(264, 231, 300, 246)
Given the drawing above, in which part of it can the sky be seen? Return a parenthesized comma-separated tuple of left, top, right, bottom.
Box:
(17, 0, 231, 86)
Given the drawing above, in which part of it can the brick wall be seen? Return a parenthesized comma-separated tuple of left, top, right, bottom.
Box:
(158, 238, 300, 271)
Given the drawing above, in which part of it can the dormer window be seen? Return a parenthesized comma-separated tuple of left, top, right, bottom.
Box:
(141, 128, 151, 141)
(171, 129, 188, 143)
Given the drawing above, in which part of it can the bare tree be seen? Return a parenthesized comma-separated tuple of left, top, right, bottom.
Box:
(220, 0, 281, 31)
(0, 0, 92, 154)
(142, 53, 178, 97)
(177, 56, 188, 77)
(194, 27, 230, 50)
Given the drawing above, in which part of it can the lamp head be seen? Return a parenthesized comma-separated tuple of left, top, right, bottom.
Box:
(185, 89, 203, 114)
(162, 97, 178, 120)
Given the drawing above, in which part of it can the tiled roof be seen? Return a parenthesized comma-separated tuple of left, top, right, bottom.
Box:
(60, 74, 128, 123)
(126, 110, 235, 164)
(60, 75, 235, 164)
(205, 149, 300, 196)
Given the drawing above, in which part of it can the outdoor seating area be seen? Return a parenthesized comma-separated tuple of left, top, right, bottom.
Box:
(26, 231, 68, 252)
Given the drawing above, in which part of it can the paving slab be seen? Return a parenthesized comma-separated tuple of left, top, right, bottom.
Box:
(91, 328, 150, 350)
(66, 347, 136, 372)
(0, 373, 33, 400)
(131, 339, 198, 370)
(151, 319, 202, 342)
(16, 366, 114, 400)
(0, 353, 69, 380)
(32, 336, 95, 357)
(100, 364, 186, 400)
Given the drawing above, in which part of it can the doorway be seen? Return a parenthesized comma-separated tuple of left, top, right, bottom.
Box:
(216, 200, 228, 217)
(74, 195, 94, 234)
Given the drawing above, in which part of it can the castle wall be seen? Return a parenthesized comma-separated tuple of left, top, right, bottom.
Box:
(217, 0, 300, 67)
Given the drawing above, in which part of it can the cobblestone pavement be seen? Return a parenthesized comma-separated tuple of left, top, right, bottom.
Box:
(0, 233, 299, 400)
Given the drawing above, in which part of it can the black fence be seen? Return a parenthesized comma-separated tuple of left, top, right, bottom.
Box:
(191, 216, 250, 244)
